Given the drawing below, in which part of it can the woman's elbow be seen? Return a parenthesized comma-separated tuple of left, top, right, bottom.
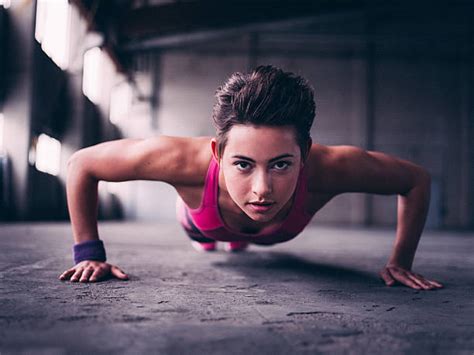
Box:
(411, 167, 431, 197)
(66, 150, 94, 180)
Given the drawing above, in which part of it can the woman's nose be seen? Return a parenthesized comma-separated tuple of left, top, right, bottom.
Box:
(252, 172, 272, 197)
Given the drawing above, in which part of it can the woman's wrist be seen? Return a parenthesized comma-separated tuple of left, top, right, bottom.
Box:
(386, 258, 412, 270)
(73, 239, 107, 265)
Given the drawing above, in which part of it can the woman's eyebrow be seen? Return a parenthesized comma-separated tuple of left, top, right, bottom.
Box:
(231, 154, 294, 163)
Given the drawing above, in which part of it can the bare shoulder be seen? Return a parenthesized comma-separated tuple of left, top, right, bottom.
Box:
(138, 135, 213, 186)
(305, 143, 427, 195)
(305, 144, 368, 194)
(305, 143, 340, 194)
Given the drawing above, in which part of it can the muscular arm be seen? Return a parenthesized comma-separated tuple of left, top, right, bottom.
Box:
(314, 145, 442, 290)
(60, 136, 210, 283)
(66, 136, 208, 244)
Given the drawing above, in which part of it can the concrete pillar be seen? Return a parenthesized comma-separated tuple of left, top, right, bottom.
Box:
(462, 22, 474, 229)
(364, 20, 375, 226)
(2, 1, 35, 220)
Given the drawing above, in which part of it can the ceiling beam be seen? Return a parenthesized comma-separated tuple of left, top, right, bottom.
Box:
(119, 0, 362, 51)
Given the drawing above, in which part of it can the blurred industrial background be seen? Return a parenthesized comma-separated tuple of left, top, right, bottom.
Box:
(0, 0, 472, 229)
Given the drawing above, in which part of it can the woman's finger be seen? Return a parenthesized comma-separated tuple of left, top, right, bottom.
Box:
(70, 268, 83, 282)
(89, 268, 105, 282)
(411, 272, 443, 289)
(111, 266, 129, 280)
(79, 267, 94, 282)
(379, 268, 396, 286)
(406, 273, 433, 289)
(388, 268, 421, 290)
(59, 269, 75, 281)
(426, 279, 444, 288)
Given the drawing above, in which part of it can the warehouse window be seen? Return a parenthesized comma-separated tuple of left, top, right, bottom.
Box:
(110, 81, 133, 124)
(0, 113, 4, 151)
(35, 0, 71, 70)
(0, 0, 11, 9)
(30, 133, 61, 176)
(82, 47, 103, 104)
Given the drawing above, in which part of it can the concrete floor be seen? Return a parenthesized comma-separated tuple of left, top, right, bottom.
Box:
(0, 222, 473, 355)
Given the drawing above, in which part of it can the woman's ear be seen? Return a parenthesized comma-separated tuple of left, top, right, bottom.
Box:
(210, 138, 220, 162)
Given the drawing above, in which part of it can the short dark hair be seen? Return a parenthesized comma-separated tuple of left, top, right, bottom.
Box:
(212, 65, 316, 159)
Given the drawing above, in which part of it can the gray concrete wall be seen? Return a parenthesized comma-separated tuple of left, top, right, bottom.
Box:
(371, 58, 463, 228)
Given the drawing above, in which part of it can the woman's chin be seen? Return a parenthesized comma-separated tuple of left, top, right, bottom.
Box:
(245, 209, 278, 223)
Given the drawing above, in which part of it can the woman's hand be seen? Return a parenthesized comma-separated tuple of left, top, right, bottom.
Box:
(379, 265, 443, 290)
(59, 260, 129, 283)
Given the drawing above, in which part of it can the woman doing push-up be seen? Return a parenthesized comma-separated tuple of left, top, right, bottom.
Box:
(59, 65, 443, 290)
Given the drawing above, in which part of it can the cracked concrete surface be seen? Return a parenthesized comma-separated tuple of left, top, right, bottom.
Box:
(0, 222, 473, 354)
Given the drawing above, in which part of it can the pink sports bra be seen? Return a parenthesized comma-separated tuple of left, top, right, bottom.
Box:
(185, 157, 314, 244)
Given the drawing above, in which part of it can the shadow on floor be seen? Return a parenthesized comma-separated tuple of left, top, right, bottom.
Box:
(212, 251, 381, 286)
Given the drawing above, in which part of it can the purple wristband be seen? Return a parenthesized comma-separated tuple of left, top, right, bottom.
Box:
(73, 240, 107, 265)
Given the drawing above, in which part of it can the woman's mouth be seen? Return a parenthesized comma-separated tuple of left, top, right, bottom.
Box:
(248, 201, 275, 213)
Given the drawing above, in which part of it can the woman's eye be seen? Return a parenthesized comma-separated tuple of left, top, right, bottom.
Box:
(273, 161, 290, 170)
(234, 161, 251, 171)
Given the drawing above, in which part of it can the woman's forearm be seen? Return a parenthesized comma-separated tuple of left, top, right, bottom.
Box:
(66, 156, 100, 244)
(387, 172, 431, 269)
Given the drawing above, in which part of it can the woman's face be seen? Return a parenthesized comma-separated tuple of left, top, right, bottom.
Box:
(212, 124, 303, 223)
